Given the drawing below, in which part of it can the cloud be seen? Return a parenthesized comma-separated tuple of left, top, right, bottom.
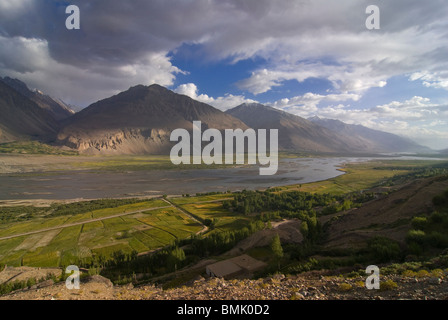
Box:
(0, 35, 182, 106)
(174, 83, 256, 111)
(271, 94, 448, 149)
(236, 25, 446, 94)
(410, 71, 448, 91)
(0, 0, 447, 118)
(269, 92, 361, 117)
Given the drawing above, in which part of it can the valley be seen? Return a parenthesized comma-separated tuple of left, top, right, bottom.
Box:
(1, 156, 448, 299)
(1, 78, 447, 300)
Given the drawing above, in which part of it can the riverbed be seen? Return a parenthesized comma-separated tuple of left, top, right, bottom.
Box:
(0, 156, 441, 200)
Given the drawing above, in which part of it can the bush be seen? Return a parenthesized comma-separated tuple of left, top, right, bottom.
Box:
(406, 230, 426, 245)
(431, 269, 444, 278)
(367, 236, 402, 262)
(411, 217, 428, 230)
(429, 211, 444, 224)
(402, 270, 417, 277)
(426, 231, 448, 248)
(407, 242, 423, 256)
(380, 280, 398, 291)
(417, 270, 430, 278)
(338, 283, 353, 292)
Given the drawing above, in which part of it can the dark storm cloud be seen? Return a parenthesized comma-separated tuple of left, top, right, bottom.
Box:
(0, 0, 447, 109)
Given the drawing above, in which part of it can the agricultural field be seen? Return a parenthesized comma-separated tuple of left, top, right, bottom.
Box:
(275, 159, 447, 195)
(169, 193, 234, 205)
(176, 200, 250, 233)
(0, 201, 203, 267)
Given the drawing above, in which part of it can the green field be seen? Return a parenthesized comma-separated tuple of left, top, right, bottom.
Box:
(275, 159, 447, 195)
(170, 193, 233, 205)
(0, 141, 78, 155)
(179, 201, 250, 233)
(0, 202, 202, 267)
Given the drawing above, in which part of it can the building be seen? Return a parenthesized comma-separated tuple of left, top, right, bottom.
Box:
(205, 254, 267, 279)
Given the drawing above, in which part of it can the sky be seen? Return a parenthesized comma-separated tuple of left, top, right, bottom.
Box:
(0, 0, 447, 149)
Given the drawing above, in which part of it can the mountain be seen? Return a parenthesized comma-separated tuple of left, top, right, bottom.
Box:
(226, 103, 362, 153)
(0, 77, 74, 121)
(308, 116, 431, 153)
(0, 81, 60, 143)
(57, 84, 248, 154)
(226, 103, 430, 154)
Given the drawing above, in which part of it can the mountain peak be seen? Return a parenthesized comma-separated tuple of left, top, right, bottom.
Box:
(57, 84, 248, 154)
(1, 76, 74, 121)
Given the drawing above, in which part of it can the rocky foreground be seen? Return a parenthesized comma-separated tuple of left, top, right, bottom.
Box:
(2, 272, 448, 300)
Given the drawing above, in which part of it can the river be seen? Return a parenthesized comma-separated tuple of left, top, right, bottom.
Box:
(0, 156, 441, 200)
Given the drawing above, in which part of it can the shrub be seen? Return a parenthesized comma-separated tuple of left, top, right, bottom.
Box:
(426, 231, 448, 248)
(367, 236, 402, 262)
(411, 217, 428, 230)
(431, 269, 444, 278)
(429, 211, 444, 224)
(417, 270, 430, 278)
(402, 270, 417, 277)
(407, 242, 423, 256)
(380, 280, 398, 291)
(338, 283, 353, 292)
(346, 271, 361, 279)
(406, 230, 426, 245)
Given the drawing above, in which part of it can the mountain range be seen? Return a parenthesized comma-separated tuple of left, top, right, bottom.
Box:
(307, 116, 429, 154)
(0, 77, 74, 122)
(57, 84, 248, 154)
(0, 78, 432, 155)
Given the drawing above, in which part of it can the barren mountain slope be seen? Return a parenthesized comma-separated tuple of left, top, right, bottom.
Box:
(58, 84, 248, 154)
(0, 81, 59, 143)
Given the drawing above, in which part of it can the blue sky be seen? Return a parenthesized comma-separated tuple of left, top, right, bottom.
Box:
(0, 0, 447, 149)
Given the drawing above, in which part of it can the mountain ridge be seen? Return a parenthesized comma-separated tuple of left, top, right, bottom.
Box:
(57, 84, 249, 154)
(308, 116, 430, 153)
(227, 103, 374, 154)
(0, 77, 74, 122)
(0, 81, 60, 143)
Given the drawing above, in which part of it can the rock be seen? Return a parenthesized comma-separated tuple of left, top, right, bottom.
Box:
(84, 275, 113, 288)
(125, 283, 134, 290)
(273, 274, 285, 280)
(429, 278, 442, 285)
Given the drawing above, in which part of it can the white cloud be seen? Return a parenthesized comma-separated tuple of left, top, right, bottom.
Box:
(271, 94, 448, 149)
(0, 36, 182, 107)
(270, 92, 361, 117)
(410, 71, 448, 90)
(174, 83, 256, 111)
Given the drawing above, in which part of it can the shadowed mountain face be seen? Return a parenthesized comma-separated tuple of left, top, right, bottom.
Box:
(0, 81, 60, 143)
(226, 103, 429, 154)
(0, 77, 74, 122)
(57, 84, 248, 154)
(308, 117, 431, 153)
(226, 103, 361, 153)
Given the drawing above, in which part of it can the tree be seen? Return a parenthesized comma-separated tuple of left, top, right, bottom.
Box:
(300, 221, 309, 238)
(270, 234, 283, 269)
(167, 247, 186, 272)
